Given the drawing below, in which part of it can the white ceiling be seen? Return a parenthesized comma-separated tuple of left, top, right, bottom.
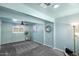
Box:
(24, 3, 79, 18)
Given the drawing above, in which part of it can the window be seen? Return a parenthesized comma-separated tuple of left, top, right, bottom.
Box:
(12, 25, 25, 33)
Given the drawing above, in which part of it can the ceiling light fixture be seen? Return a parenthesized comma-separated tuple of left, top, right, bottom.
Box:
(40, 3, 53, 8)
(40, 3, 47, 8)
(53, 4, 60, 8)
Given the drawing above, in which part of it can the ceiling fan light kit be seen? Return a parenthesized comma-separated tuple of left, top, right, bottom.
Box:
(40, 3, 60, 8)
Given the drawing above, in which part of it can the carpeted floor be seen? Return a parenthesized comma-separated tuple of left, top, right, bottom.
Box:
(0, 41, 66, 56)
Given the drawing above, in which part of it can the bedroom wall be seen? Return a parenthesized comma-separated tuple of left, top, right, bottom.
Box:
(55, 13, 79, 55)
(32, 22, 54, 48)
(0, 6, 55, 48)
(0, 6, 46, 45)
(32, 24, 44, 44)
(1, 21, 33, 44)
(56, 22, 73, 50)
(1, 20, 54, 48)
(44, 22, 54, 48)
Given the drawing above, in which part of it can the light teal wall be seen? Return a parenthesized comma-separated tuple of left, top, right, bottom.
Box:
(76, 36, 79, 55)
(55, 14, 79, 55)
(1, 21, 32, 44)
(45, 22, 54, 48)
(1, 20, 54, 48)
(32, 24, 44, 44)
(56, 22, 74, 50)
(32, 22, 54, 48)
(1, 21, 24, 44)
(0, 6, 55, 48)
(0, 6, 46, 44)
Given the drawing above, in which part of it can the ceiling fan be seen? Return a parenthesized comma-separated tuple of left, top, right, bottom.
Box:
(40, 3, 53, 8)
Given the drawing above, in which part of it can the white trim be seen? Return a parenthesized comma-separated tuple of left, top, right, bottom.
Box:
(44, 43, 53, 48)
(53, 48, 69, 56)
(0, 20, 1, 50)
(75, 36, 78, 55)
(43, 24, 46, 45)
(53, 22, 56, 48)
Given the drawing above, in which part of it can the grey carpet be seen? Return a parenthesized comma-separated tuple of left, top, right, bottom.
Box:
(0, 41, 65, 56)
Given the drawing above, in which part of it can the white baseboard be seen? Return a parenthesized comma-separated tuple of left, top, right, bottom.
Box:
(53, 48, 69, 56)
